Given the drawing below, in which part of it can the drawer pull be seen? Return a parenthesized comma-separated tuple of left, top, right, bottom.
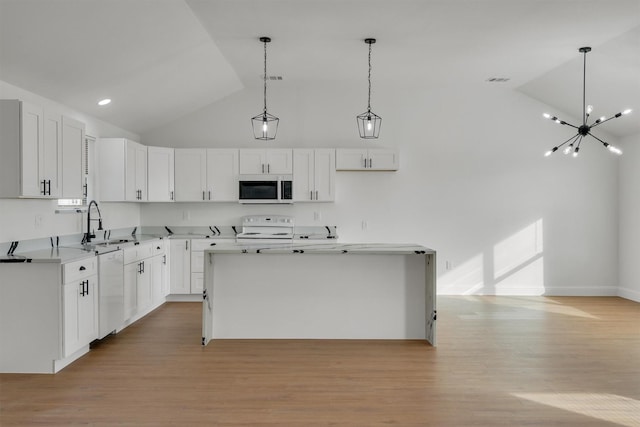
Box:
(79, 266, 86, 271)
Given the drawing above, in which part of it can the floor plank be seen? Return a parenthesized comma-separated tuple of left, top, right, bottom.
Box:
(1, 296, 639, 426)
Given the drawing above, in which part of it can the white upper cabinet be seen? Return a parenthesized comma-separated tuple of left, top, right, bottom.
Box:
(0, 100, 84, 199)
(174, 149, 207, 201)
(206, 149, 239, 201)
(293, 149, 335, 202)
(335, 148, 399, 171)
(61, 116, 85, 199)
(147, 146, 175, 202)
(98, 138, 147, 202)
(174, 148, 238, 202)
(239, 149, 292, 174)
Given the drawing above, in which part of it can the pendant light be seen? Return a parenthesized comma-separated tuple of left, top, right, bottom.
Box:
(251, 37, 279, 140)
(357, 38, 382, 139)
(543, 47, 631, 157)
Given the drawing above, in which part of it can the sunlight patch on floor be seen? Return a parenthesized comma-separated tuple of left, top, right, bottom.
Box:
(514, 393, 640, 427)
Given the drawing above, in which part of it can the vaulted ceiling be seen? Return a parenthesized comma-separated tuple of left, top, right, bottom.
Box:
(1, 0, 639, 137)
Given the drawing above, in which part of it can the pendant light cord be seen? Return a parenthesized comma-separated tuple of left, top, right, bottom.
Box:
(582, 49, 587, 125)
(263, 40, 268, 114)
(367, 41, 372, 112)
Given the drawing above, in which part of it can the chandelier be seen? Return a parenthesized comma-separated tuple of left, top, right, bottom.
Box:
(251, 37, 279, 140)
(543, 47, 631, 157)
(357, 38, 382, 139)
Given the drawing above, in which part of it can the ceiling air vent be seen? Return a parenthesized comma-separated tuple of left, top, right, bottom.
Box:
(260, 75, 283, 81)
(486, 77, 510, 83)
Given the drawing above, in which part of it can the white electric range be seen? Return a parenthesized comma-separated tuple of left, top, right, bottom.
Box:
(235, 215, 295, 244)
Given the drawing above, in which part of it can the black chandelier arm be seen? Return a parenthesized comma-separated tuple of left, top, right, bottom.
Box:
(549, 133, 580, 152)
(587, 132, 611, 147)
(590, 112, 625, 128)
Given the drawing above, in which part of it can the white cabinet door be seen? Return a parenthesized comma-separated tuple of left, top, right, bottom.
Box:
(43, 112, 62, 198)
(368, 149, 399, 171)
(136, 260, 152, 313)
(169, 239, 191, 294)
(206, 149, 238, 201)
(335, 149, 367, 170)
(123, 262, 138, 321)
(21, 102, 45, 197)
(174, 149, 207, 201)
(147, 146, 175, 202)
(313, 149, 335, 201)
(239, 149, 292, 174)
(266, 149, 293, 174)
(293, 149, 335, 202)
(238, 149, 265, 174)
(126, 141, 147, 201)
(77, 276, 98, 349)
(63, 275, 98, 358)
(293, 149, 314, 201)
(61, 116, 85, 198)
(336, 148, 398, 171)
(150, 254, 168, 304)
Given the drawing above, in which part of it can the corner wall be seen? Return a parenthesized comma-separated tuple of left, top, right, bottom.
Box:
(618, 133, 640, 301)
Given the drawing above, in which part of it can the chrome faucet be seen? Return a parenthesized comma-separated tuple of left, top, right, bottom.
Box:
(84, 200, 104, 243)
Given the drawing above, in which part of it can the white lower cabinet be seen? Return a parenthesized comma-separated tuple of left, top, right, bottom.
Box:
(63, 275, 98, 358)
(62, 257, 98, 358)
(170, 239, 191, 294)
(123, 242, 154, 322)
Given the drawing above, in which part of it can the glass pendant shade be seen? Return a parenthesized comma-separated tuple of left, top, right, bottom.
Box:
(357, 110, 382, 139)
(252, 111, 279, 140)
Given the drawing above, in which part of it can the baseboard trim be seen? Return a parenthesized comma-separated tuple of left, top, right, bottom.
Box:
(438, 286, 619, 296)
(618, 287, 640, 303)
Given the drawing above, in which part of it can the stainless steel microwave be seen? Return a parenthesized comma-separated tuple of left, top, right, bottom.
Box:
(238, 175, 293, 204)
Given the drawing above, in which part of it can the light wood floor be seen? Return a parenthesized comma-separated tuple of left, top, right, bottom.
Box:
(1, 296, 639, 426)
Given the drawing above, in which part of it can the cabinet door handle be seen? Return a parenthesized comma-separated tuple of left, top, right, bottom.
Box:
(41, 180, 46, 195)
(267, 164, 270, 174)
(85, 280, 89, 296)
(369, 158, 373, 168)
(170, 191, 174, 200)
(208, 190, 211, 200)
(141, 261, 145, 273)
(163, 254, 166, 265)
(315, 190, 319, 200)
(262, 164, 265, 174)
(83, 183, 88, 198)
(186, 240, 189, 251)
(310, 190, 313, 200)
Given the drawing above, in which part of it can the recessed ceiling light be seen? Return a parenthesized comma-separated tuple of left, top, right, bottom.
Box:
(98, 98, 111, 106)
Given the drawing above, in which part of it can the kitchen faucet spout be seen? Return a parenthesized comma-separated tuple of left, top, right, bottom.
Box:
(85, 200, 103, 243)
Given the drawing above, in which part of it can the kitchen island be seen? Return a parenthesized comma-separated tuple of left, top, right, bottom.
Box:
(202, 242, 436, 346)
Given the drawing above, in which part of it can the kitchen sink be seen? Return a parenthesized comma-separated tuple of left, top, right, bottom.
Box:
(95, 239, 131, 247)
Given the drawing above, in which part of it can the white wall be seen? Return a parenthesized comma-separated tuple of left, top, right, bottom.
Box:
(618, 133, 640, 302)
(0, 80, 141, 243)
(142, 79, 621, 296)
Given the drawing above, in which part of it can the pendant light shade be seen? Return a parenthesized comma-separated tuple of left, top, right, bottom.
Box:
(357, 38, 382, 139)
(252, 37, 279, 140)
(543, 47, 631, 157)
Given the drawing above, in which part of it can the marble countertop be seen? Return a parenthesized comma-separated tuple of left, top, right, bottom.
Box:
(205, 242, 434, 255)
(1, 247, 96, 264)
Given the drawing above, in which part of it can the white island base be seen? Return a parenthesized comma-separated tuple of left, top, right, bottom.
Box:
(202, 243, 436, 345)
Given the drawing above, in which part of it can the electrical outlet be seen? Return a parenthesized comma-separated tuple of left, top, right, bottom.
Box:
(183, 211, 191, 220)
(361, 220, 368, 230)
(445, 260, 453, 270)
(34, 214, 43, 229)
(314, 211, 321, 221)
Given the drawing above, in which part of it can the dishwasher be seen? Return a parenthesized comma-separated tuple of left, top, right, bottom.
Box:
(98, 249, 124, 339)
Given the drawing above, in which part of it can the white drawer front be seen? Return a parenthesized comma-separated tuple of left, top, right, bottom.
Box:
(123, 242, 154, 264)
(64, 256, 97, 283)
